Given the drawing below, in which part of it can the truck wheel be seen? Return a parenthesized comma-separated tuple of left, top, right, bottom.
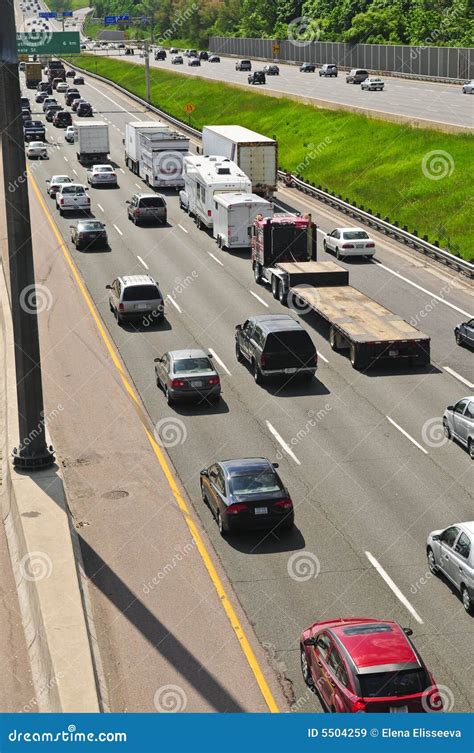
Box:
(349, 344, 365, 370)
(254, 263, 262, 284)
(252, 359, 263, 384)
(329, 327, 340, 351)
(271, 276, 279, 299)
(278, 284, 287, 306)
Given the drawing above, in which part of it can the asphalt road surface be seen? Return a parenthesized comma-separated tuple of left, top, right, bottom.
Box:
(20, 68, 474, 713)
(101, 48, 474, 130)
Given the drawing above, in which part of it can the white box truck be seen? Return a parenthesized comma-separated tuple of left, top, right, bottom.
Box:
(183, 155, 252, 230)
(202, 125, 278, 197)
(75, 121, 110, 165)
(124, 121, 189, 188)
(213, 192, 273, 250)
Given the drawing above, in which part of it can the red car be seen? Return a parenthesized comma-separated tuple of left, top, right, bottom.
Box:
(300, 617, 442, 713)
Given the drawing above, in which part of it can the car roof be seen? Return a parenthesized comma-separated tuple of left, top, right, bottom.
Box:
(119, 274, 157, 286)
(134, 192, 166, 199)
(328, 619, 419, 672)
(219, 458, 274, 476)
(51, 175, 71, 181)
(247, 314, 304, 333)
(338, 227, 369, 233)
(168, 349, 210, 360)
(77, 219, 104, 227)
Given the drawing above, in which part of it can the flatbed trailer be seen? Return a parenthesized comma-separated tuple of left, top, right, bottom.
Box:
(268, 261, 431, 369)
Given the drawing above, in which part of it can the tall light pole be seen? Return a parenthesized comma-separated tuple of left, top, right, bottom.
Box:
(0, 0, 55, 469)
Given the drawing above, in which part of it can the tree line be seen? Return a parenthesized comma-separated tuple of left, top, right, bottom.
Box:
(89, 0, 472, 47)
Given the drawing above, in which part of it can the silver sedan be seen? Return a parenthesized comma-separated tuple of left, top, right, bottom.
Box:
(462, 80, 474, 94)
(443, 396, 474, 458)
(154, 349, 221, 405)
(86, 164, 118, 187)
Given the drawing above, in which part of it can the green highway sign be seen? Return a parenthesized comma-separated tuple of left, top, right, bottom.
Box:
(16, 31, 80, 55)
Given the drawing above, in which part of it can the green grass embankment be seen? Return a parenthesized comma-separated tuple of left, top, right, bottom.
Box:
(68, 55, 473, 260)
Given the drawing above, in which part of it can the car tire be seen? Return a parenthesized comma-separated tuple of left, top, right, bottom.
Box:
(235, 341, 243, 362)
(216, 510, 227, 537)
(461, 585, 473, 614)
(165, 386, 174, 405)
(300, 646, 314, 687)
(455, 330, 464, 346)
(252, 359, 263, 385)
(427, 547, 439, 575)
(278, 283, 288, 306)
(443, 419, 451, 440)
(271, 275, 279, 299)
(114, 309, 123, 326)
(322, 239, 327, 251)
(335, 247, 343, 260)
(469, 439, 474, 460)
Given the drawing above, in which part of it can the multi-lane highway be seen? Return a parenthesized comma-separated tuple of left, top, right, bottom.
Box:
(20, 66, 473, 713)
(100, 47, 474, 131)
(17, 0, 89, 37)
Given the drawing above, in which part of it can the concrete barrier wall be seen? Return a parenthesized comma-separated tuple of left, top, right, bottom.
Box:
(209, 37, 473, 82)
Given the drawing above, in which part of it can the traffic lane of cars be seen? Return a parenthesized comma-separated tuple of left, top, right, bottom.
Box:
(32, 141, 474, 711)
(30, 76, 474, 704)
(106, 50, 471, 128)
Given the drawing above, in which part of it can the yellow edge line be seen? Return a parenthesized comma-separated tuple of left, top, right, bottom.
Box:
(28, 168, 280, 713)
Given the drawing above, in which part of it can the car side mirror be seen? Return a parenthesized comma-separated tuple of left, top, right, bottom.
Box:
(105, 284, 112, 290)
(69, 225, 74, 229)
(125, 200, 130, 204)
(235, 324, 241, 331)
(200, 469, 209, 477)
(431, 534, 440, 541)
(272, 462, 279, 468)
(447, 405, 453, 411)
(403, 628, 413, 637)
(303, 637, 316, 646)
(45, 179, 50, 182)
(154, 357, 163, 363)
(208, 353, 213, 358)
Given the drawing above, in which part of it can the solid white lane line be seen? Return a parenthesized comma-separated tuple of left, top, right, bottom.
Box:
(266, 421, 301, 465)
(374, 260, 472, 318)
(137, 255, 149, 270)
(135, 183, 141, 189)
(443, 366, 474, 390)
(113, 224, 123, 236)
(250, 290, 269, 308)
(208, 348, 231, 376)
(365, 551, 424, 624)
(386, 416, 428, 455)
(97, 203, 104, 212)
(178, 224, 188, 233)
(317, 350, 328, 364)
(208, 252, 224, 267)
(167, 294, 182, 313)
(72, 168, 78, 176)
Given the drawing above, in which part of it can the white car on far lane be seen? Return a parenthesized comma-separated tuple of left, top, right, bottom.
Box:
(46, 174, 73, 198)
(323, 227, 376, 259)
(86, 164, 118, 187)
(462, 80, 474, 94)
(361, 76, 385, 91)
(26, 141, 48, 159)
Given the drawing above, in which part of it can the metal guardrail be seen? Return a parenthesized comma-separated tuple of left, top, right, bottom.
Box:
(65, 59, 474, 279)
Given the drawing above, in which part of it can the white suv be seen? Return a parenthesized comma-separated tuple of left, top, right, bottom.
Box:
(55, 183, 90, 216)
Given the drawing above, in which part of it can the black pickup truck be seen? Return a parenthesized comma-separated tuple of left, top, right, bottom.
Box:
(24, 120, 46, 142)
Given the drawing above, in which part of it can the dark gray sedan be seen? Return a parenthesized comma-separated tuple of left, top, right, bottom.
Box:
(70, 220, 108, 250)
(154, 349, 221, 405)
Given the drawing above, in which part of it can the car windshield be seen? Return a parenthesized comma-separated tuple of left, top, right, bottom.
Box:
(30, 142, 44, 147)
(229, 471, 282, 495)
(173, 358, 213, 374)
(138, 197, 165, 208)
(342, 230, 370, 240)
(122, 285, 159, 301)
(358, 669, 429, 698)
(78, 222, 103, 231)
(62, 186, 85, 195)
(53, 176, 71, 184)
(95, 166, 113, 172)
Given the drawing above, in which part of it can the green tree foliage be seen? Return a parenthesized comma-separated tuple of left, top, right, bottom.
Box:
(88, 0, 472, 46)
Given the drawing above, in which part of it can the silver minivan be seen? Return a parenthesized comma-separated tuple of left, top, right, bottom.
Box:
(427, 521, 474, 613)
(106, 274, 164, 325)
(126, 193, 167, 226)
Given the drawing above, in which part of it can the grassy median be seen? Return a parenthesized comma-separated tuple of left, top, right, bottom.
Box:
(68, 55, 473, 260)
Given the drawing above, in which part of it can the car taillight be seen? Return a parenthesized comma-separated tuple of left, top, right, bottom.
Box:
(208, 376, 220, 386)
(260, 354, 266, 366)
(118, 303, 124, 312)
(227, 503, 248, 515)
(207, 210, 212, 216)
(59, 198, 64, 205)
(342, 243, 354, 249)
(365, 243, 375, 248)
(274, 498, 293, 510)
(171, 378, 186, 388)
(135, 208, 140, 216)
(352, 699, 366, 713)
